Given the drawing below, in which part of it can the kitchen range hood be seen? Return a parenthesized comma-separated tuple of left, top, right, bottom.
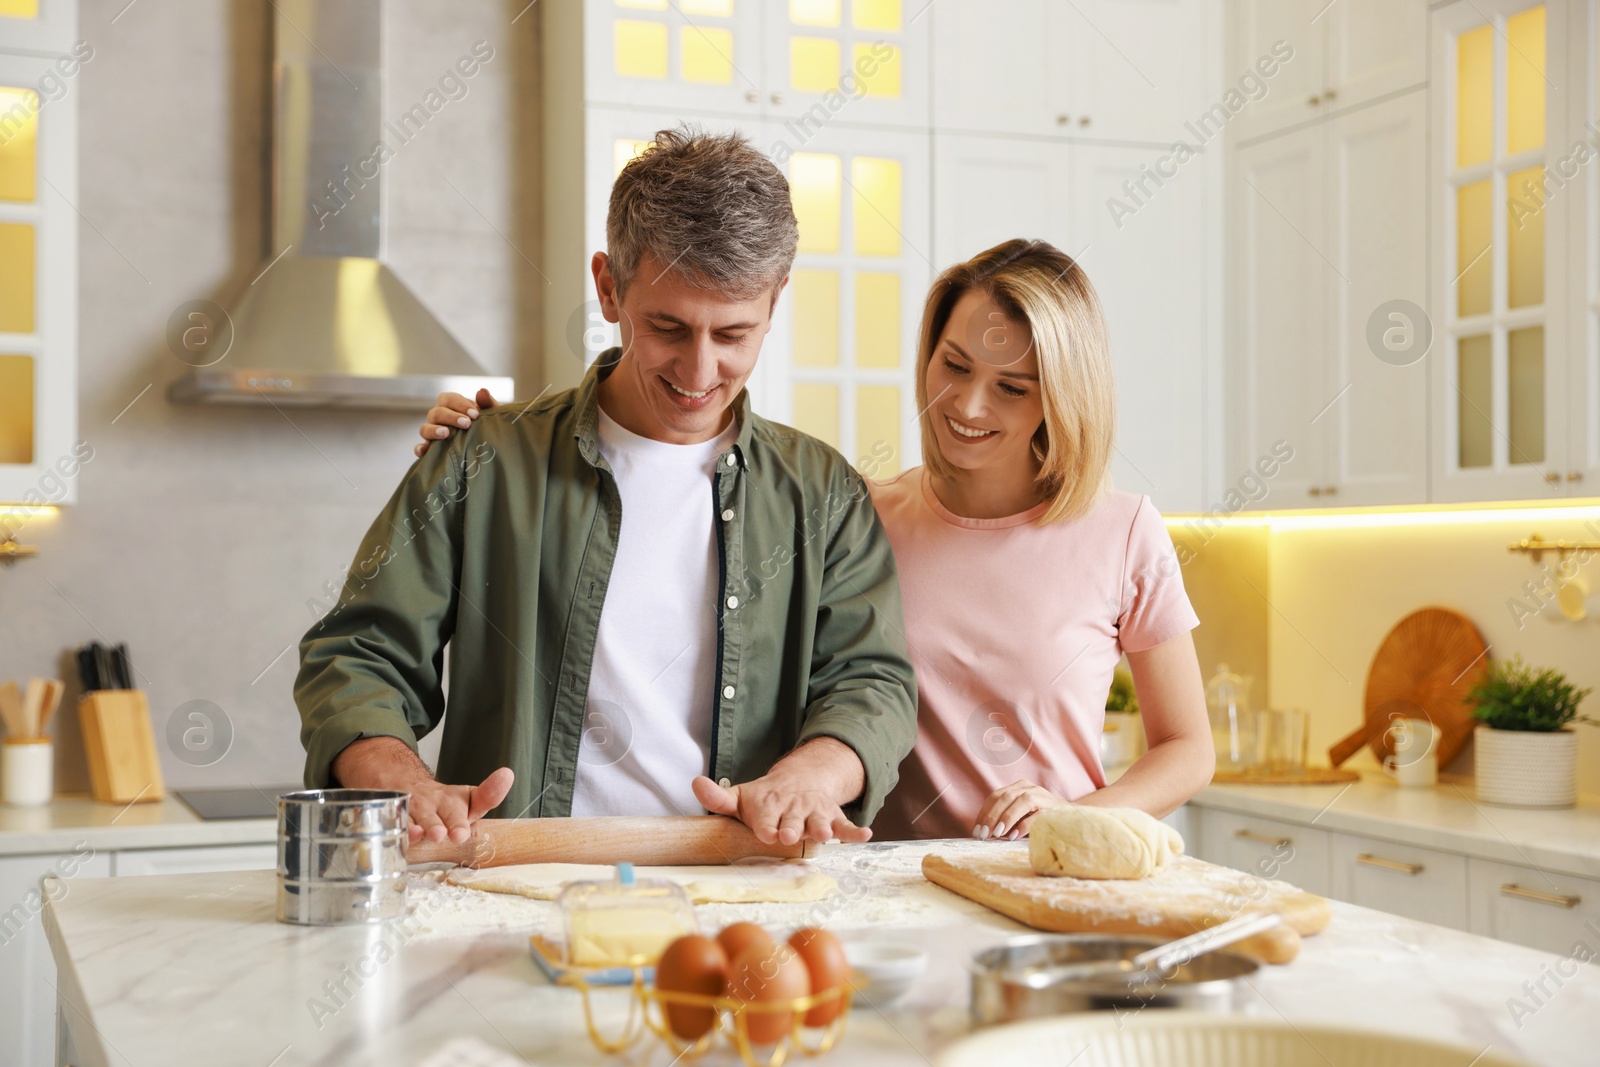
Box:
(168, 0, 512, 410)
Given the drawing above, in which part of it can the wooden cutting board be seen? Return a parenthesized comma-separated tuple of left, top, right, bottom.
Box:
(922, 851, 1330, 964)
(1329, 607, 1489, 770)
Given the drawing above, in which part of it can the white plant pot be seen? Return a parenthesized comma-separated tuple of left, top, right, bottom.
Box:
(1473, 725, 1579, 808)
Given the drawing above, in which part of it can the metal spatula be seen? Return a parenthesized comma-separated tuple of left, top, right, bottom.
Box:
(1011, 911, 1285, 989)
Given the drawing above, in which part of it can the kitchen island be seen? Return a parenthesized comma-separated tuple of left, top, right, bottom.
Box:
(43, 838, 1600, 1066)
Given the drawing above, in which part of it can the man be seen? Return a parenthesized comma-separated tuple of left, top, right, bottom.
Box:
(295, 127, 917, 850)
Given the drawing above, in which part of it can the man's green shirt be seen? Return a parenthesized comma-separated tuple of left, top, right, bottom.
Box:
(295, 354, 918, 823)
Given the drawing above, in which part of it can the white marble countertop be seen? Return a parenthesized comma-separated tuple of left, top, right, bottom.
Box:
(0, 791, 277, 857)
(1184, 772, 1600, 879)
(43, 839, 1600, 1067)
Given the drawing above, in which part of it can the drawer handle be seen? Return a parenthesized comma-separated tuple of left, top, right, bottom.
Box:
(1357, 853, 1423, 875)
(1500, 884, 1581, 909)
(1234, 829, 1291, 848)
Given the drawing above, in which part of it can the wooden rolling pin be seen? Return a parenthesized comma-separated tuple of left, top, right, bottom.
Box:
(405, 815, 811, 869)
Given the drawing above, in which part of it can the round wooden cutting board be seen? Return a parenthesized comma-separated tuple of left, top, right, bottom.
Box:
(1362, 607, 1489, 769)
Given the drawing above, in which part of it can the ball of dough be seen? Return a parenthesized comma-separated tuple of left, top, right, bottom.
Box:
(1028, 806, 1184, 880)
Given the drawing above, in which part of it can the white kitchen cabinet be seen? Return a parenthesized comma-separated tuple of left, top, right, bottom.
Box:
(1468, 856, 1600, 957)
(1329, 831, 1469, 929)
(1070, 143, 1209, 512)
(1230, 0, 1426, 144)
(0, 0, 78, 54)
(1428, 0, 1577, 503)
(1230, 121, 1330, 506)
(930, 0, 1205, 144)
(762, 120, 933, 471)
(0, 847, 112, 1067)
(761, 0, 929, 130)
(1323, 92, 1430, 505)
(931, 134, 1073, 263)
(1321, 0, 1428, 117)
(112, 843, 276, 877)
(1193, 807, 1332, 897)
(571, 0, 766, 118)
(0, 44, 79, 509)
(1228, 0, 1327, 144)
(1230, 91, 1428, 507)
(932, 133, 1212, 511)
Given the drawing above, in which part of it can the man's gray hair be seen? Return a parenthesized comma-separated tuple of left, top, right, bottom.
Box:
(606, 125, 799, 301)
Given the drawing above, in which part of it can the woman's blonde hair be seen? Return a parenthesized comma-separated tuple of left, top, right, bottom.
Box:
(915, 239, 1116, 524)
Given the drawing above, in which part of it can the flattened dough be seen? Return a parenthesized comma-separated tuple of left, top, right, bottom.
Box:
(447, 860, 838, 904)
(1029, 806, 1184, 880)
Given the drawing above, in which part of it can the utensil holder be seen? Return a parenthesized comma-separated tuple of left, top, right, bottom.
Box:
(77, 690, 165, 804)
(2, 738, 52, 806)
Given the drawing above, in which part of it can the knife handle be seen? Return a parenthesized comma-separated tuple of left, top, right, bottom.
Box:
(406, 815, 811, 869)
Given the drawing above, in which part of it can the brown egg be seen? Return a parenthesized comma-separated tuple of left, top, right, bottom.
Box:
(727, 941, 809, 1045)
(654, 935, 728, 1040)
(716, 921, 775, 963)
(787, 927, 849, 1026)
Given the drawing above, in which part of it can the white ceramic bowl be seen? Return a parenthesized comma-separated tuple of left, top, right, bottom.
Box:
(844, 941, 929, 1008)
(935, 1011, 1533, 1067)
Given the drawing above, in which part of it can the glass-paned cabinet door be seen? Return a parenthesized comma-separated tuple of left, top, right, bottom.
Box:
(0, 0, 76, 55)
(583, 0, 764, 117)
(763, 122, 930, 477)
(1431, 0, 1571, 502)
(763, 0, 929, 130)
(0, 50, 77, 506)
(1574, 1, 1600, 491)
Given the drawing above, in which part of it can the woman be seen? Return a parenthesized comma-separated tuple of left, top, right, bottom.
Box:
(414, 239, 1212, 840)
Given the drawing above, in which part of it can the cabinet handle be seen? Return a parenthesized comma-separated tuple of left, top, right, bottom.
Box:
(1308, 94, 1321, 106)
(1308, 486, 1322, 497)
(1568, 471, 1584, 483)
(1357, 853, 1423, 875)
(1056, 113, 1071, 126)
(1323, 87, 1337, 101)
(1234, 829, 1291, 848)
(770, 92, 785, 105)
(1078, 116, 1091, 127)
(1322, 485, 1337, 496)
(1500, 883, 1581, 909)
(745, 90, 759, 104)
(1545, 471, 1562, 485)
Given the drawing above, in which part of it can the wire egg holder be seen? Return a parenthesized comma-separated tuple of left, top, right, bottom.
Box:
(529, 935, 863, 1067)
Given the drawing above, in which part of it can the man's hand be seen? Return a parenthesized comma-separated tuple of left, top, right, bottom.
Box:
(690, 737, 871, 846)
(973, 778, 1068, 841)
(331, 736, 514, 846)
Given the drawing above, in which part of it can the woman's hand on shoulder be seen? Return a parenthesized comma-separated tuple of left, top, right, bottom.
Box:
(973, 779, 1067, 841)
(414, 388, 499, 458)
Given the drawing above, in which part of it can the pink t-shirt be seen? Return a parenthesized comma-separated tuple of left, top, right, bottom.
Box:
(868, 467, 1199, 841)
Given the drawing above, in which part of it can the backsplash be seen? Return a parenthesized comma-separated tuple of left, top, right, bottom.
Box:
(1183, 510, 1600, 798)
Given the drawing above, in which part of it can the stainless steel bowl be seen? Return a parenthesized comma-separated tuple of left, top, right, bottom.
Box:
(970, 934, 1258, 1025)
(277, 788, 410, 926)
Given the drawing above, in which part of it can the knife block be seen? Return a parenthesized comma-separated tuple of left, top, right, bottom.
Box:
(78, 690, 165, 804)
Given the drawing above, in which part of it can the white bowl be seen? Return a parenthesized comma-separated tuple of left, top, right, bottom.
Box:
(935, 1011, 1532, 1067)
(844, 941, 928, 1008)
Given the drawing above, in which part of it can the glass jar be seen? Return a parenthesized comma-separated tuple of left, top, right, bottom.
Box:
(1204, 663, 1256, 773)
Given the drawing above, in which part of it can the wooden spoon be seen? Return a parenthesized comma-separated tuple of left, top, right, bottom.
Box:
(21, 678, 46, 738)
(38, 679, 64, 734)
(0, 681, 24, 737)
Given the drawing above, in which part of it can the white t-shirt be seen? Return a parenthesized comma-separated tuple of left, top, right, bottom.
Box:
(568, 407, 736, 818)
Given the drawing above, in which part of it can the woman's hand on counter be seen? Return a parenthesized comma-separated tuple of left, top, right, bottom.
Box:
(331, 736, 514, 845)
(972, 779, 1068, 841)
(415, 389, 497, 458)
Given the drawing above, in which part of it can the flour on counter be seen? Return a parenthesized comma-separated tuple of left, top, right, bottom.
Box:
(401, 840, 1015, 940)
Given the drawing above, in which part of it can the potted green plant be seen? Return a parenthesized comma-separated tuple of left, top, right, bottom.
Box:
(1102, 666, 1142, 767)
(1467, 656, 1596, 808)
